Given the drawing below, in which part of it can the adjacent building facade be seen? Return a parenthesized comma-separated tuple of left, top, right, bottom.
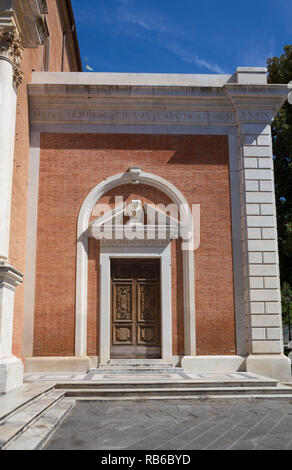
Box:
(0, 0, 81, 392)
(0, 0, 291, 393)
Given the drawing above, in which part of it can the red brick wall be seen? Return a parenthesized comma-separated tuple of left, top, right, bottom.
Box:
(33, 133, 236, 357)
(46, 0, 71, 72)
(9, 1, 80, 358)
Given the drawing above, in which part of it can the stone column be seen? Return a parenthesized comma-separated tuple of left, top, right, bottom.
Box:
(227, 71, 291, 381)
(0, 26, 24, 393)
(0, 28, 23, 260)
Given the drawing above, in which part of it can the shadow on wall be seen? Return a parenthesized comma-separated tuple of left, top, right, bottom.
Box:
(41, 134, 229, 166)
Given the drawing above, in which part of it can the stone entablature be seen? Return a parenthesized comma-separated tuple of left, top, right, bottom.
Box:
(27, 72, 289, 133)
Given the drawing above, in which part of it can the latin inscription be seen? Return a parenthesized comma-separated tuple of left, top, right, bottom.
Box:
(30, 108, 236, 124)
(31, 108, 275, 126)
(238, 110, 274, 121)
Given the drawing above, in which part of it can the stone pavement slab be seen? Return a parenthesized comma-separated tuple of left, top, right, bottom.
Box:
(44, 398, 292, 450)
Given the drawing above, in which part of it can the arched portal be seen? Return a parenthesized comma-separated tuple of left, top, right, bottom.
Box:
(75, 168, 196, 362)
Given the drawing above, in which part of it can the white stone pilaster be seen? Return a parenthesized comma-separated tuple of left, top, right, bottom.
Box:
(226, 78, 291, 380)
(226, 89, 280, 348)
(239, 123, 283, 355)
(22, 133, 40, 357)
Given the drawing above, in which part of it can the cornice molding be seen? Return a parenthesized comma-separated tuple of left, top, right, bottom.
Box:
(0, 10, 21, 33)
(0, 262, 23, 291)
(225, 84, 289, 124)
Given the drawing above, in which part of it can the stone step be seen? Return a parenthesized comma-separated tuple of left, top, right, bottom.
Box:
(103, 363, 175, 366)
(97, 366, 175, 371)
(62, 385, 292, 399)
(0, 383, 55, 423)
(5, 398, 75, 451)
(56, 378, 278, 390)
(0, 390, 65, 450)
(97, 360, 174, 370)
(74, 393, 292, 401)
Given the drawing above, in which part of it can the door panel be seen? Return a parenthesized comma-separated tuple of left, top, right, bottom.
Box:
(113, 283, 133, 320)
(111, 259, 161, 358)
(112, 282, 134, 345)
(137, 281, 159, 346)
(112, 325, 133, 345)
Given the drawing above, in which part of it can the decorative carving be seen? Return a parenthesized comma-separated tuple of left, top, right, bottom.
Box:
(115, 326, 132, 343)
(125, 200, 144, 225)
(115, 284, 132, 321)
(0, 28, 23, 88)
(128, 167, 142, 185)
(139, 284, 156, 321)
(139, 326, 155, 343)
(37, 0, 48, 14)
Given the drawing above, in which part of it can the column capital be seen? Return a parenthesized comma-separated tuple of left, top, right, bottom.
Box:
(0, 27, 23, 88)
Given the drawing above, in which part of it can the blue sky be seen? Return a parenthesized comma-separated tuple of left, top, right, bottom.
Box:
(71, 0, 292, 74)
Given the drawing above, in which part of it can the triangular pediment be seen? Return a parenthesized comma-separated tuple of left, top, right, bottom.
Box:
(89, 200, 181, 241)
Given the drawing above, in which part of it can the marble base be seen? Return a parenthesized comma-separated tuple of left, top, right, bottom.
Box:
(246, 355, 292, 382)
(24, 356, 92, 373)
(181, 355, 246, 373)
(0, 356, 23, 393)
(0, 262, 23, 394)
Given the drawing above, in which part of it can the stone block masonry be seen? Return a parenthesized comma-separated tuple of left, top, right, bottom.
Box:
(240, 123, 282, 354)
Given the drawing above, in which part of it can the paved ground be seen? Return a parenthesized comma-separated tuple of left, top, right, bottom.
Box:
(45, 399, 292, 450)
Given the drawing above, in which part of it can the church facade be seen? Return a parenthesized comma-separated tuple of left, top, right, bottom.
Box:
(0, 0, 291, 393)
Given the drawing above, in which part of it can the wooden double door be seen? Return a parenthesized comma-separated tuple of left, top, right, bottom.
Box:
(111, 259, 161, 359)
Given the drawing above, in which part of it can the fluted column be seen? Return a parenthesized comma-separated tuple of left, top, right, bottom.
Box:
(0, 26, 24, 393)
(0, 27, 23, 260)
